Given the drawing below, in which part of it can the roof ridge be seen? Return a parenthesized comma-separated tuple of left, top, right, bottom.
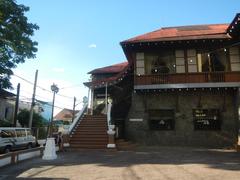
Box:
(121, 23, 229, 44)
(161, 23, 229, 30)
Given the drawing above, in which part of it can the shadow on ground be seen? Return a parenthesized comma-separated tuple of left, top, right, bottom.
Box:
(0, 147, 240, 179)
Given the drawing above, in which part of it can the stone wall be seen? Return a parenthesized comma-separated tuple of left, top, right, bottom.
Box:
(126, 89, 239, 147)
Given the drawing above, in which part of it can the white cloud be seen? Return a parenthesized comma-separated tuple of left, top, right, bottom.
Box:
(52, 67, 65, 73)
(88, 44, 97, 48)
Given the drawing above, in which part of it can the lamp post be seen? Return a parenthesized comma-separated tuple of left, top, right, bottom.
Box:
(49, 83, 59, 137)
(42, 83, 59, 160)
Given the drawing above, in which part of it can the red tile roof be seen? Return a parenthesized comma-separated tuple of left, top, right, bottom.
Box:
(88, 62, 128, 74)
(54, 108, 79, 121)
(121, 24, 230, 43)
(84, 62, 130, 88)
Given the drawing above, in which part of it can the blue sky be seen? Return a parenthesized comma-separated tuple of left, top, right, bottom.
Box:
(12, 0, 240, 113)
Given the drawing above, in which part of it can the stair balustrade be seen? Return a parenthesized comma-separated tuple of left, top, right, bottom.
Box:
(68, 103, 88, 134)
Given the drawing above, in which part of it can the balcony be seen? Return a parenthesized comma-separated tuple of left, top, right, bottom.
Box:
(135, 72, 240, 87)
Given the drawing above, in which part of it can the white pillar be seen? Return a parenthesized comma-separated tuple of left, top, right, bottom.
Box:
(105, 83, 108, 114)
(87, 88, 90, 114)
(90, 88, 94, 115)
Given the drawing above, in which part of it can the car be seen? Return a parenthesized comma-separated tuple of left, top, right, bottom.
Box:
(0, 127, 37, 154)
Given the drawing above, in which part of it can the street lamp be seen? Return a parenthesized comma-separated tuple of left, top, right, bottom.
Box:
(43, 83, 59, 160)
(49, 83, 59, 137)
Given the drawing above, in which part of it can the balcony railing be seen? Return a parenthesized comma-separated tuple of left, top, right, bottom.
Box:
(135, 72, 240, 85)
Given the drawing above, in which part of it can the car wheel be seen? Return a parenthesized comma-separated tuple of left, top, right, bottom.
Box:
(27, 143, 32, 149)
(4, 146, 11, 154)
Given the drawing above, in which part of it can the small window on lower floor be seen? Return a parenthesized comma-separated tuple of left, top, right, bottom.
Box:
(193, 109, 221, 130)
(148, 109, 175, 130)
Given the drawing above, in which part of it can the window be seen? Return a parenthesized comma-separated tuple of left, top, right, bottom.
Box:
(26, 129, 32, 136)
(0, 130, 15, 138)
(148, 109, 175, 130)
(136, 53, 145, 75)
(187, 49, 197, 72)
(197, 49, 228, 72)
(145, 51, 176, 74)
(16, 129, 26, 137)
(229, 46, 240, 71)
(175, 50, 185, 73)
(193, 109, 221, 130)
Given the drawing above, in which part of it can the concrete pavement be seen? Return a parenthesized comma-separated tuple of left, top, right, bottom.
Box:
(0, 147, 240, 180)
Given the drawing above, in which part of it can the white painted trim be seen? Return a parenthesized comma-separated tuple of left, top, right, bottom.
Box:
(135, 82, 240, 90)
(107, 130, 115, 135)
(107, 144, 116, 148)
(129, 118, 143, 122)
(69, 103, 88, 133)
(64, 143, 70, 147)
(18, 151, 40, 161)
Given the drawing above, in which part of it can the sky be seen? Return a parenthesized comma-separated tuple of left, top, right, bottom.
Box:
(10, 0, 240, 115)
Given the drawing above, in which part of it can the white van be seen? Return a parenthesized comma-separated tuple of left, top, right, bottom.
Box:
(0, 127, 37, 153)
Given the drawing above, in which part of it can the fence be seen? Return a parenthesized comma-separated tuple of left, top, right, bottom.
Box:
(0, 147, 43, 168)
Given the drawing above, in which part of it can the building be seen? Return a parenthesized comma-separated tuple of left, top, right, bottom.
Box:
(83, 13, 240, 148)
(54, 108, 79, 123)
(18, 100, 52, 122)
(0, 89, 16, 125)
(36, 100, 52, 122)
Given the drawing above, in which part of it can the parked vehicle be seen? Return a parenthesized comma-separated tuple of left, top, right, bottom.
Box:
(0, 127, 37, 154)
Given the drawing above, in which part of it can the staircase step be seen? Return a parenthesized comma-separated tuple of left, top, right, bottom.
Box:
(70, 140, 108, 143)
(77, 124, 107, 129)
(70, 142, 107, 146)
(70, 137, 108, 141)
(72, 131, 107, 135)
(71, 133, 108, 136)
(70, 136, 108, 139)
(70, 114, 109, 150)
(70, 144, 107, 149)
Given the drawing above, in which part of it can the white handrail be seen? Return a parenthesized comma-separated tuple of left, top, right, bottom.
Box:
(68, 103, 88, 134)
(107, 102, 112, 128)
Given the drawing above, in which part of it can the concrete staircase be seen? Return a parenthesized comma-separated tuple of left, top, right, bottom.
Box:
(69, 115, 108, 149)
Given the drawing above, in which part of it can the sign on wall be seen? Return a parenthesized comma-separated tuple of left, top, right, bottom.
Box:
(193, 109, 221, 130)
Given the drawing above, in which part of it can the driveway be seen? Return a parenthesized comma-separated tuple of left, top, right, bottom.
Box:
(0, 147, 240, 180)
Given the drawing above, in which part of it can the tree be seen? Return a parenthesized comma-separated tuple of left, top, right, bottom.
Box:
(17, 109, 47, 127)
(0, 0, 39, 89)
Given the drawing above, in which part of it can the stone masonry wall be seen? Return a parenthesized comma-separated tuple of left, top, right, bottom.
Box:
(126, 89, 239, 147)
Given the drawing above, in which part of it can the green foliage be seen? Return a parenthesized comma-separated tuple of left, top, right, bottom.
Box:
(0, 119, 12, 127)
(0, 0, 39, 89)
(63, 121, 70, 125)
(17, 109, 47, 127)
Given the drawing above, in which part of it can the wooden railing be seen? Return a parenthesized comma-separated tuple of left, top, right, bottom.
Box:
(135, 72, 240, 85)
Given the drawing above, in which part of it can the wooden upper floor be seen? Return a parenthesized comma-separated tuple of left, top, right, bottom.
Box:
(120, 14, 240, 88)
(134, 46, 240, 86)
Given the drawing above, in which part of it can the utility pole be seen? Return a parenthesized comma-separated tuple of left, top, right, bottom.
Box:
(13, 83, 20, 127)
(29, 70, 38, 128)
(72, 96, 76, 122)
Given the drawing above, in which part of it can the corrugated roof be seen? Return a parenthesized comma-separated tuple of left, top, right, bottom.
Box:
(0, 89, 16, 98)
(121, 24, 230, 43)
(88, 62, 128, 74)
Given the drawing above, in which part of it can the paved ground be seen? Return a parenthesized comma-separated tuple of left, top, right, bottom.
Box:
(0, 147, 240, 180)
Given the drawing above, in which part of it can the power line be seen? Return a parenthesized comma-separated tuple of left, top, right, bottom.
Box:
(59, 84, 83, 90)
(19, 95, 67, 111)
(13, 73, 77, 99)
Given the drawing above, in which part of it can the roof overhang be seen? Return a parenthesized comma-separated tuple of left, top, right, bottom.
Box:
(84, 63, 131, 89)
(227, 13, 240, 37)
